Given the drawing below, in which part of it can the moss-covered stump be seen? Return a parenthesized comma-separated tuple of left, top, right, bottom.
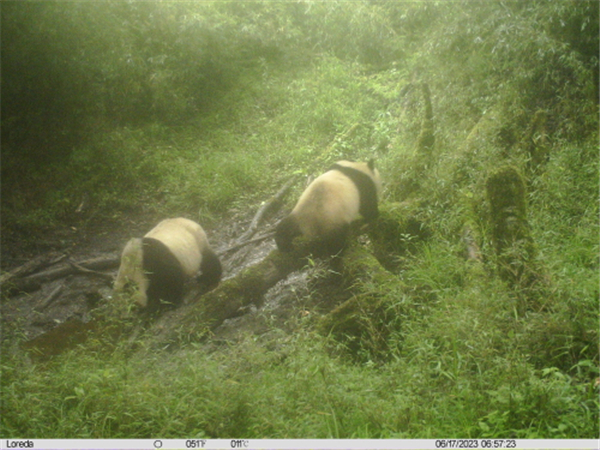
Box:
(368, 202, 430, 271)
(464, 107, 516, 157)
(416, 82, 435, 154)
(317, 242, 404, 362)
(486, 166, 547, 307)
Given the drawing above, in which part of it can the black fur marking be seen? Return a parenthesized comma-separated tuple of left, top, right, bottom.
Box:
(275, 215, 301, 252)
(329, 163, 379, 221)
(142, 237, 185, 310)
(318, 223, 350, 256)
(199, 248, 222, 289)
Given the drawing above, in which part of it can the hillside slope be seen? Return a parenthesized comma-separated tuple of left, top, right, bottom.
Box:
(1, 1, 598, 439)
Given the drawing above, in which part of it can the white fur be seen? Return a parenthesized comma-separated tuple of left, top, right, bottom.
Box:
(144, 218, 207, 277)
(113, 218, 209, 308)
(291, 160, 381, 236)
(113, 238, 149, 307)
(336, 160, 382, 196)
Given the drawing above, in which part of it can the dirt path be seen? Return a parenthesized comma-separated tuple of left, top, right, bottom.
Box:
(1, 208, 319, 359)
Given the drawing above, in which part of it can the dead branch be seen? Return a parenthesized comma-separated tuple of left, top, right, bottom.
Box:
(35, 284, 64, 311)
(234, 176, 297, 245)
(69, 260, 115, 282)
(219, 232, 276, 256)
(0, 253, 67, 285)
(3, 255, 120, 296)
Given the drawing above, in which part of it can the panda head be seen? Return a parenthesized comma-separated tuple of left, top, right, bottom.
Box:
(113, 237, 149, 308)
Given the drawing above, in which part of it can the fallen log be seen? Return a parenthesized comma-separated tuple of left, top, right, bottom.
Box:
(69, 259, 115, 282)
(316, 240, 404, 362)
(143, 239, 315, 349)
(219, 232, 275, 256)
(142, 224, 404, 353)
(368, 201, 430, 271)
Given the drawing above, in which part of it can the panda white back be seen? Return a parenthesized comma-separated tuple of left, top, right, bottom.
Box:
(144, 218, 206, 277)
(292, 169, 361, 237)
(114, 217, 221, 310)
(275, 159, 381, 254)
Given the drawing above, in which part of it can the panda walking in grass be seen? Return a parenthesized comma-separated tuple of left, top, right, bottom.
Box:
(275, 159, 382, 255)
(114, 217, 222, 311)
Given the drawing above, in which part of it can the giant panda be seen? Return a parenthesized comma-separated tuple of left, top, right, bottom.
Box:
(114, 217, 222, 310)
(275, 159, 382, 254)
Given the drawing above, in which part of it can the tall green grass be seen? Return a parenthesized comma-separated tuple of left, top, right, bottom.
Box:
(2, 2, 598, 439)
(3, 313, 597, 438)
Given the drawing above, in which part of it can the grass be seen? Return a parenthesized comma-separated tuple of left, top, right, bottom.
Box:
(2, 4, 599, 439)
(3, 182, 598, 438)
(3, 313, 597, 438)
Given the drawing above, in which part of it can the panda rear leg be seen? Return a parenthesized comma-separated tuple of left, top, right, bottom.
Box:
(320, 224, 350, 256)
(275, 216, 301, 252)
(142, 237, 186, 311)
(198, 248, 222, 290)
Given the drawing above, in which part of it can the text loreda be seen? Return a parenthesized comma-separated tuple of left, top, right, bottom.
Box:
(5, 440, 34, 448)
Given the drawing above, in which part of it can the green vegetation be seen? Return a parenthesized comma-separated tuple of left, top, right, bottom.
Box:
(2, 0, 598, 439)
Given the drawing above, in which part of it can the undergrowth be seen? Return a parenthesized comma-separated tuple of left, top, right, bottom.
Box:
(2, 0, 598, 440)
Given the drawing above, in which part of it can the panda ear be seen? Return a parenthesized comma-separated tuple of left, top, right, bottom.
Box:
(368, 158, 376, 171)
